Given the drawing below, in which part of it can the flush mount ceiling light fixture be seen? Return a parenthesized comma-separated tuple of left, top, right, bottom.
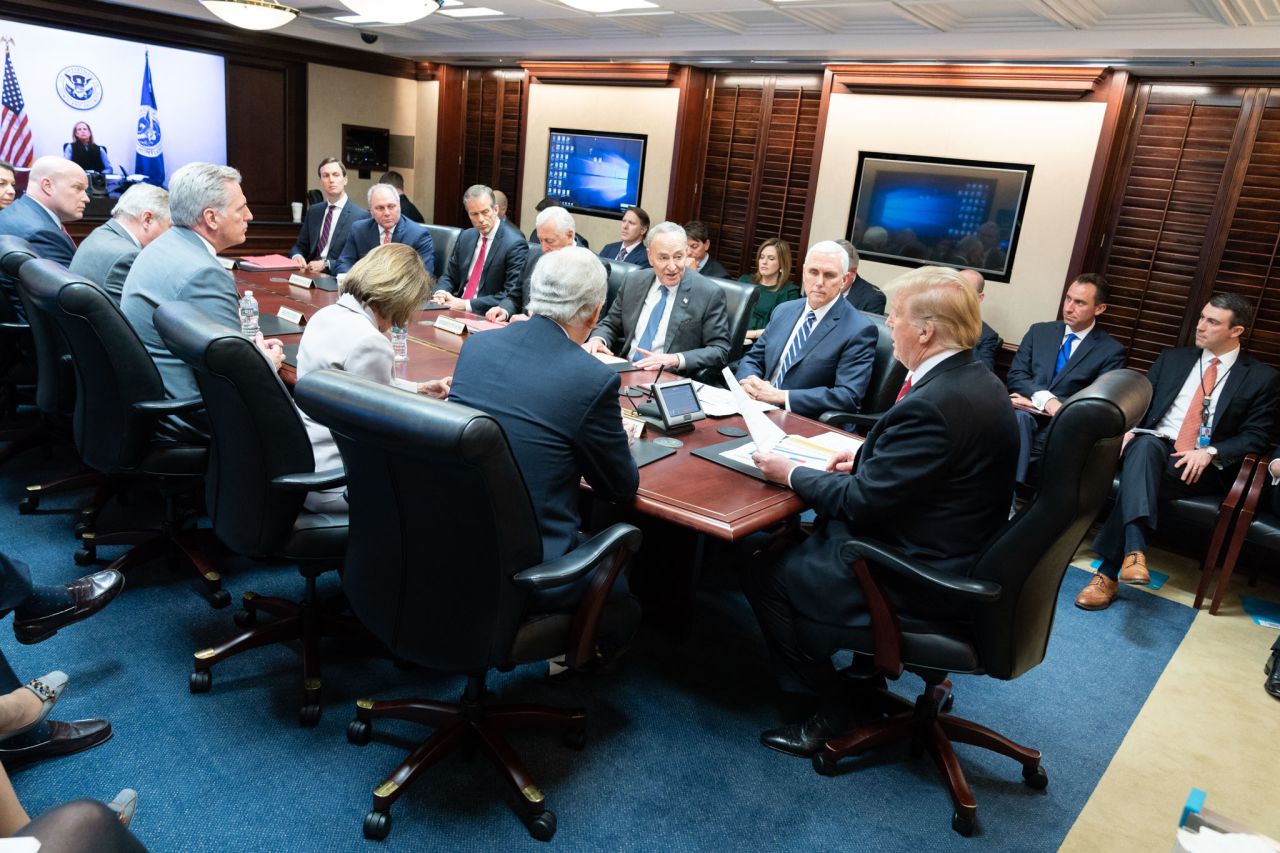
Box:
(338, 0, 445, 23)
(199, 0, 298, 30)
(558, 0, 658, 12)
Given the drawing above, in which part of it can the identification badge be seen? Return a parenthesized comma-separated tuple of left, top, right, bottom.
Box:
(1197, 424, 1212, 448)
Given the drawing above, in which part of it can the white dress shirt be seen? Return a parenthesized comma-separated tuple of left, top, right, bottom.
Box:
(771, 298, 837, 412)
(314, 194, 348, 262)
(902, 348, 963, 390)
(1030, 321, 1096, 410)
(627, 280, 683, 367)
(1152, 346, 1240, 441)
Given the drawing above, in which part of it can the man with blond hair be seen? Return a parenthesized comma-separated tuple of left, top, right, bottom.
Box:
(746, 266, 1019, 758)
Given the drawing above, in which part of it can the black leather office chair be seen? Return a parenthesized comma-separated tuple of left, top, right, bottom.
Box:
(798, 369, 1152, 836)
(603, 259, 638, 316)
(154, 302, 351, 725)
(0, 236, 39, 451)
(709, 275, 759, 373)
(424, 223, 461, 278)
(294, 369, 642, 842)
(20, 259, 225, 605)
(818, 310, 906, 434)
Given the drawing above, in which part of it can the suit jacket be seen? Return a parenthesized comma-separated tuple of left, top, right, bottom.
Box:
(289, 199, 369, 270)
(512, 246, 607, 317)
(68, 218, 140, 303)
(399, 193, 425, 224)
(121, 227, 240, 435)
(0, 195, 78, 318)
(590, 267, 731, 374)
(333, 216, 435, 277)
(1140, 347, 1280, 469)
(737, 297, 877, 418)
(448, 315, 639, 562)
(599, 241, 650, 268)
(435, 221, 529, 315)
(974, 320, 1002, 371)
(1006, 321, 1127, 401)
(790, 350, 1019, 578)
(700, 257, 729, 279)
(845, 274, 886, 314)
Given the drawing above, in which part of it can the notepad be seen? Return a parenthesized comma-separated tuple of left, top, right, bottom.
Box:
(237, 254, 298, 271)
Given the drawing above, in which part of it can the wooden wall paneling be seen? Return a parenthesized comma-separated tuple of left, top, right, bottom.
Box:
(666, 66, 711, 224)
(433, 65, 467, 227)
(699, 79, 764, 280)
(799, 68, 837, 256)
(1067, 69, 1134, 287)
(453, 70, 524, 227)
(225, 58, 305, 223)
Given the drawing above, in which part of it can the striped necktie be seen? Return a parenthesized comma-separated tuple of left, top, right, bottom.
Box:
(312, 205, 337, 260)
(776, 311, 816, 385)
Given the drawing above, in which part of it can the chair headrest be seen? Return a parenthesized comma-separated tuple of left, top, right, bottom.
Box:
(1058, 368, 1152, 433)
(0, 235, 37, 276)
(154, 301, 244, 373)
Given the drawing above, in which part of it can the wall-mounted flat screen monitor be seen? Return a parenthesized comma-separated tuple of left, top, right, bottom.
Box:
(342, 124, 389, 174)
(545, 129, 646, 220)
(847, 152, 1034, 282)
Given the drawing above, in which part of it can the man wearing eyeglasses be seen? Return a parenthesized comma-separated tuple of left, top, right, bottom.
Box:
(1077, 292, 1280, 611)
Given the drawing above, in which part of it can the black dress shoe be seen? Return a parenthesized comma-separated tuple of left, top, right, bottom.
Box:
(0, 719, 112, 768)
(760, 710, 851, 758)
(1265, 650, 1278, 677)
(13, 570, 125, 645)
(1266, 654, 1280, 701)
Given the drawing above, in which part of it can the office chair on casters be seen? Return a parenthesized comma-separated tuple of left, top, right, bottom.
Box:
(799, 369, 1151, 836)
(295, 369, 643, 842)
(154, 302, 351, 726)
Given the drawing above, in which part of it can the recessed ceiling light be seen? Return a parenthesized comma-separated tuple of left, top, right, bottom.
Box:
(439, 6, 503, 16)
(559, 0, 658, 13)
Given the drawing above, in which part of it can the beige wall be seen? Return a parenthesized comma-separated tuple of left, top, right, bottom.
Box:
(810, 93, 1107, 343)
(305, 64, 424, 210)
(521, 84, 680, 251)
(414, 80, 439, 218)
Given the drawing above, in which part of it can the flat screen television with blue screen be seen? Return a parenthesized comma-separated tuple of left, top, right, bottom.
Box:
(546, 129, 647, 220)
(847, 152, 1034, 282)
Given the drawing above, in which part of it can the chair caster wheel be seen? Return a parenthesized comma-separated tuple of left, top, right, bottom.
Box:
(73, 545, 95, 566)
(18, 495, 37, 514)
(812, 751, 838, 776)
(362, 809, 390, 840)
(299, 703, 321, 727)
(1023, 763, 1048, 790)
(347, 719, 371, 745)
(952, 810, 975, 836)
(562, 723, 586, 750)
(73, 521, 91, 537)
(207, 589, 231, 609)
(233, 608, 256, 627)
(190, 670, 212, 693)
(941, 692, 955, 713)
(525, 809, 556, 841)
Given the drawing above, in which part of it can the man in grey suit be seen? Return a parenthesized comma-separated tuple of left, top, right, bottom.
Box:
(69, 184, 171, 302)
(121, 162, 284, 439)
(584, 221, 731, 374)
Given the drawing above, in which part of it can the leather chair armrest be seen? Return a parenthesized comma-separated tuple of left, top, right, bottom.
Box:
(511, 523, 643, 591)
(1221, 452, 1259, 513)
(838, 539, 1003, 604)
(271, 467, 347, 492)
(132, 395, 205, 415)
(819, 410, 879, 434)
(0, 321, 29, 334)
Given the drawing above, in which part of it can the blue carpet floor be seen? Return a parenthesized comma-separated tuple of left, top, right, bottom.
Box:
(0, 443, 1194, 851)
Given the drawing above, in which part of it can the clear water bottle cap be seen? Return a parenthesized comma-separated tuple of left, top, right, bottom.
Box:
(245, 290, 253, 297)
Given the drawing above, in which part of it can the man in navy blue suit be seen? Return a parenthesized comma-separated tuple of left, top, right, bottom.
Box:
(598, 206, 651, 268)
(332, 183, 434, 276)
(958, 269, 1002, 371)
(289, 157, 368, 274)
(737, 241, 877, 419)
(431, 184, 529, 316)
(0, 156, 88, 318)
(449, 246, 639, 611)
(1006, 273, 1127, 484)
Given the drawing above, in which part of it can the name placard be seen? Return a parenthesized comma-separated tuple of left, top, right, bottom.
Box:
(434, 316, 468, 336)
(288, 273, 314, 289)
(277, 306, 305, 326)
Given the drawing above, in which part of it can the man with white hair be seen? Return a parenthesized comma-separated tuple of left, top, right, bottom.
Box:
(485, 205, 602, 323)
(737, 241, 877, 418)
(69, 183, 171, 302)
(584, 220, 730, 374)
(121, 162, 283, 439)
(0, 155, 89, 317)
(333, 182, 434, 276)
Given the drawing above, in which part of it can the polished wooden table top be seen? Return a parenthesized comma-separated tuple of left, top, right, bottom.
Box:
(234, 269, 836, 541)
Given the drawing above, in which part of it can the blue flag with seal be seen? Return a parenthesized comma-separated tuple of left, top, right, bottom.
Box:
(134, 52, 164, 186)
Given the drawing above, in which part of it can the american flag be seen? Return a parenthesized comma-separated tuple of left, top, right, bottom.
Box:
(1, 47, 33, 168)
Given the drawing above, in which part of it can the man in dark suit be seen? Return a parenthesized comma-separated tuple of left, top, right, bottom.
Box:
(585, 221, 731, 375)
(0, 156, 88, 319)
(836, 240, 886, 315)
(449, 245, 639, 614)
(431, 184, 528, 316)
(486, 205, 600, 323)
(1006, 273, 1127, 483)
(685, 220, 729, 279)
(333, 183, 434, 276)
(959, 268, 1002, 371)
(289, 157, 368, 274)
(1079, 293, 1280, 610)
(377, 170, 424, 224)
(68, 183, 170, 302)
(747, 266, 1019, 756)
(737, 240, 877, 418)
(598, 206, 651, 268)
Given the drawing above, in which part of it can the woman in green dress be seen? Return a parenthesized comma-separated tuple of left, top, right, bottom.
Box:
(739, 238, 800, 342)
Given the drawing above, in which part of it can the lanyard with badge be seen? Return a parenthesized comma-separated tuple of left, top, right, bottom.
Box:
(1197, 358, 1231, 448)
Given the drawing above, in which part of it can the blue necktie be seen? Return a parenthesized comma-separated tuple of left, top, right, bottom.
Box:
(776, 311, 816, 385)
(633, 285, 670, 361)
(1052, 332, 1077, 378)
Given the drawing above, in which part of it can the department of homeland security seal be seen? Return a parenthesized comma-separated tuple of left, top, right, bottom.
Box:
(57, 66, 103, 110)
(136, 107, 162, 157)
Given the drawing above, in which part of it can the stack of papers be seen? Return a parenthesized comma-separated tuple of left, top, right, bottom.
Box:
(695, 382, 776, 417)
(237, 254, 298, 271)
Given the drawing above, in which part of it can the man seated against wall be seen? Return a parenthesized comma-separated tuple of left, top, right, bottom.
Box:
(333, 183, 434, 277)
(1077, 293, 1280, 611)
(736, 240, 877, 419)
(289, 157, 368, 275)
(493, 189, 509, 221)
(529, 197, 589, 249)
(68, 184, 170, 303)
(599, 207, 650, 268)
(377, 170, 424, 224)
(584, 221, 730, 376)
(121, 162, 285, 440)
(958, 269, 1002, 372)
(431, 184, 529, 317)
(486, 206, 600, 323)
(835, 239, 886, 315)
(1005, 273, 1127, 485)
(684, 220, 729, 279)
(0, 156, 88, 319)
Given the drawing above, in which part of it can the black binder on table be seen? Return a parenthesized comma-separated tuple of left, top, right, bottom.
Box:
(690, 436, 769, 482)
(631, 439, 676, 468)
(282, 342, 300, 369)
(257, 314, 304, 336)
(312, 275, 339, 292)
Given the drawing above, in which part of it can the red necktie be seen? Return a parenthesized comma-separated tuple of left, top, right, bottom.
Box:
(895, 375, 913, 403)
(1174, 357, 1220, 452)
(312, 205, 336, 260)
(462, 235, 488, 300)
(381, 228, 391, 245)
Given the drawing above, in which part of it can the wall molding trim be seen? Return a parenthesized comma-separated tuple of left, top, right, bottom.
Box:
(826, 64, 1110, 100)
(520, 62, 680, 87)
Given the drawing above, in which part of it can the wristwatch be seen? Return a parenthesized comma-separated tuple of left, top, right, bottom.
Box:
(1204, 446, 1218, 457)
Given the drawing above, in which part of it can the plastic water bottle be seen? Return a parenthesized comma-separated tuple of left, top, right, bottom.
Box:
(391, 326, 408, 362)
(239, 290, 259, 339)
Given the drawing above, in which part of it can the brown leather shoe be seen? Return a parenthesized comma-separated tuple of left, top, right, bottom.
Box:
(1075, 573, 1118, 610)
(1118, 552, 1150, 585)
(0, 719, 112, 768)
(13, 570, 124, 645)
